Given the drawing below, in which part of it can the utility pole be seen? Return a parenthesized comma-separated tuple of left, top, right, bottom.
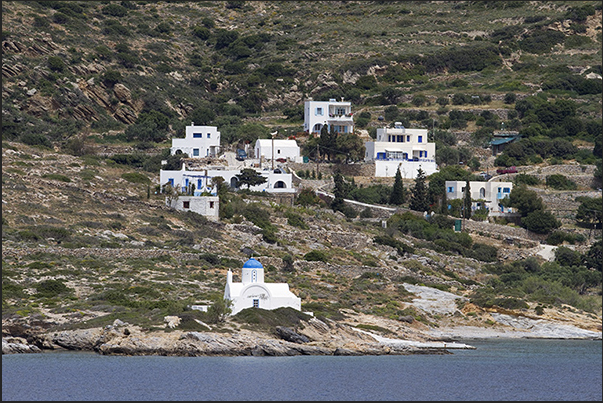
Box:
(316, 143, 319, 178)
(271, 131, 277, 171)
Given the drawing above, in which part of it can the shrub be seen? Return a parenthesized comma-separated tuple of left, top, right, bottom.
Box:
(515, 174, 541, 186)
(522, 210, 561, 234)
(42, 173, 71, 182)
(35, 279, 72, 298)
(102, 4, 128, 17)
(121, 172, 151, 184)
(546, 174, 577, 190)
(303, 250, 328, 262)
(102, 70, 122, 87)
(192, 26, 210, 40)
(285, 212, 309, 229)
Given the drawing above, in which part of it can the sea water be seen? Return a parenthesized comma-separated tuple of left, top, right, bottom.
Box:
(2, 339, 601, 401)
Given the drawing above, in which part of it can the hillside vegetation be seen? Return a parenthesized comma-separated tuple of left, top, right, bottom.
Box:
(2, 1, 602, 337)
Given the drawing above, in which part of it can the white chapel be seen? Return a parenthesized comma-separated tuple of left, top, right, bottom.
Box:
(224, 258, 302, 315)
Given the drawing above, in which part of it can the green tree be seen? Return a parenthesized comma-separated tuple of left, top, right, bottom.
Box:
(335, 133, 365, 163)
(409, 168, 430, 212)
(575, 196, 602, 229)
(235, 168, 267, 189)
(319, 125, 337, 161)
(211, 176, 228, 198)
(389, 166, 405, 205)
(462, 180, 472, 219)
(521, 210, 561, 234)
(331, 171, 347, 212)
(507, 184, 545, 217)
(208, 298, 232, 322)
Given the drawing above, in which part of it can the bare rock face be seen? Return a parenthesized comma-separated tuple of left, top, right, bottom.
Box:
(113, 83, 132, 104)
(275, 326, 310, 344)
(2, 337, 42, 354)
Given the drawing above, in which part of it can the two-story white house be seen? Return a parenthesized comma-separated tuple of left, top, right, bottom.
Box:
(364, 122, 438, 179)
(170, 123, 221, 158)
(445, 180, 514, 214)
(254, 139, 302, 162)
(160, 164, 296, 195)
(304, 98, 354, 135)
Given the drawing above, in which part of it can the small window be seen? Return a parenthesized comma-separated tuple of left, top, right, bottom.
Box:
(168, 178, 174, 186)
(418, 135, 423, 143)
(461, 187, 465, 192)
(397, 135, 403, 142)
(193, 133, 202, 138)
(193, 148, 199, 156)
(183, 201, 190, 209)
(207, 133, 211, 138)
(209, 201, 215, 209)
(277, 149, 281, 154)
(424, 151, 427, 158)
(447, 187, 454, 193)
(503, 188, 510, 193)
(316, 107, 323, 116)
(407, 135, 410, 142)
(253, 299, 259, 308)
(498, 187, 502, 193)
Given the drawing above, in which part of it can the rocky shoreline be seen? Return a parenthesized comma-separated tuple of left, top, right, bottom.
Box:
(4, 311, 601, 357)
(2, 316, 473, 357)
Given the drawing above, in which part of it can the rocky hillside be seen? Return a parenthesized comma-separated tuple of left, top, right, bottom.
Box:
(2, 1, 602, 354)
(2, 1, 601, 147)
(2, 140, 601, 354)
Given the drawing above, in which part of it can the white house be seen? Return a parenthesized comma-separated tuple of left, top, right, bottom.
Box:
(304, 98, 354, 135)
(364, 122, 438, 179)
(160, 164, 296, 194)
(170, 123, 221, 158)
(254, 139, 302, 162)
(166, 195, 219, 221)
(445, 180, 514, 214)
(224, 257, 301, 315)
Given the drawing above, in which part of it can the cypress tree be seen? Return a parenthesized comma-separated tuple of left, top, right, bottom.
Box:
(463, 180, 472, 219)
(390, 166, 405, 205)
(409, 168, 429, 212)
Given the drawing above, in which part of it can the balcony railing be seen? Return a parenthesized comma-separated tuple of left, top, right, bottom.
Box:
(376, 157, 436, 163)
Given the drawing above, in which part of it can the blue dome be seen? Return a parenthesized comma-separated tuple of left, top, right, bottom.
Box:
(243, 258, 263, 269)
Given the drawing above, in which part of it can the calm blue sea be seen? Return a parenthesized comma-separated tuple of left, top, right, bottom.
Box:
(2, 339, 601, 401)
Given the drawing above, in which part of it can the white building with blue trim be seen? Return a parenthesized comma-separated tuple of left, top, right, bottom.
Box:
(304, 98, 354, 135)
(170, 123, 221, 158)
(364, 122, 438, 179)
(160, 164, 296, 195)
(224, 258, 302, 315)
(254, 138, 302, 162)
(445, 180, 514, 214)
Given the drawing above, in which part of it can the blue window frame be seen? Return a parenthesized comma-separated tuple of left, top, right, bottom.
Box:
(316, 107, 323, 116)
(193, 133, 202, 138)
(418, 135, 423, 143)
(168, 178, 174, 186)
(193, 148, 199, 156)
(197, 179, 203, 189)
(407, 135, 410, 142)
(503, 188, 510, 193)
(207, 133, 211, 138)
(447, 186, 454, 193)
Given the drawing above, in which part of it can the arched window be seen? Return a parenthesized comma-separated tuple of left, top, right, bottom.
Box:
(274, 181, 286, 188)
(480, 187, 486, 198)
(230, 177, 239, 188)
